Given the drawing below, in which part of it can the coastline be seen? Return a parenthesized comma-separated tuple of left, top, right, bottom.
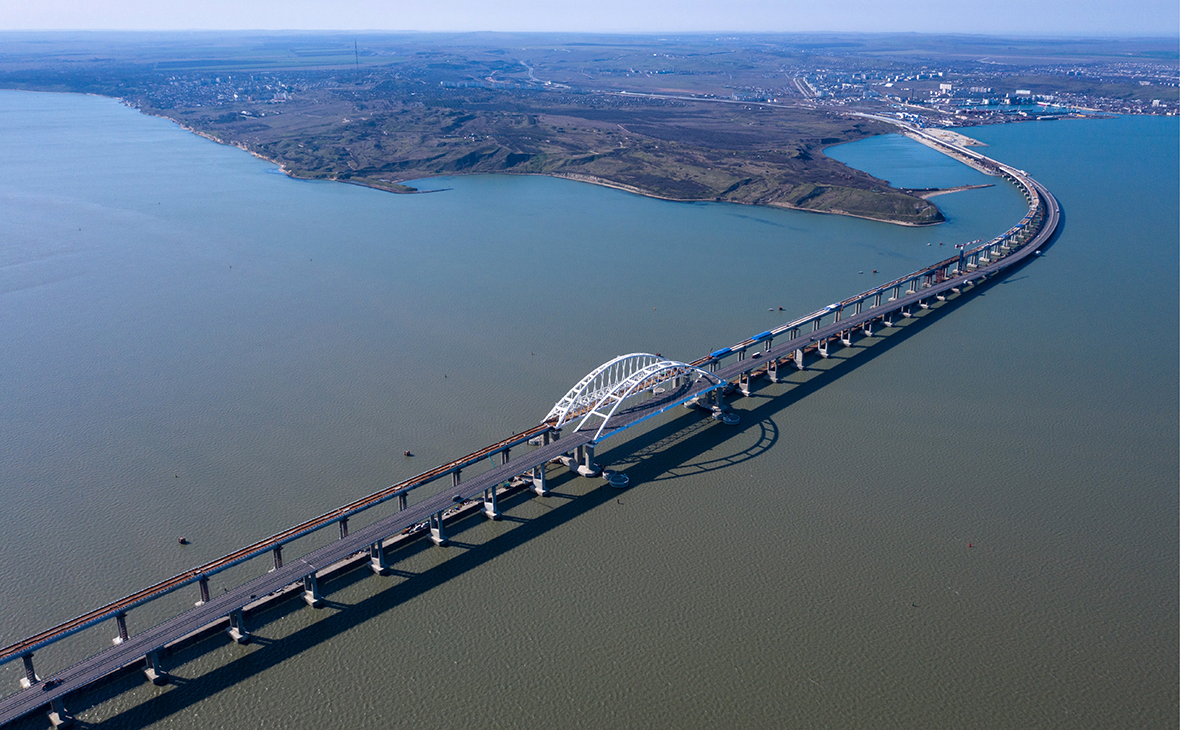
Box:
(135, 103, 942, 227)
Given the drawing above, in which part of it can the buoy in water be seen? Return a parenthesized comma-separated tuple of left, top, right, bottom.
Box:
(403, 450, 412, 457)
(608, 472, 630, 489)
(177, 537, 188, 545)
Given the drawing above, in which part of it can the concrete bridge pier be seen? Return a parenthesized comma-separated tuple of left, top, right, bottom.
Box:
(793, 348, 806, 370)
(339, 518, 349, 540)
(482, 485, 501, 520)
(883, 312, 895, 328)
(529, 465, 549, 496)
(48, 698, 73, 728)
(19, 654, 38, 689)
(738, 370, 752, 396)
(840, 329, 852, 347)
(817, 337, 830, 358)
(429, 512, 448, 546)
(113, 612, 129, 645)
(228, 608, 250, 644)
(863, 319, 874, 337)
(303, 573, 324, 608)
(767, 357, 780, 383)
(398, 492, 408, 511)
(143, 649, 168, 686)
(196, 576, 210, 606)
(369, 542, 390, 576)
(272, 545, 283, 571)
(576, 443, 602, 478)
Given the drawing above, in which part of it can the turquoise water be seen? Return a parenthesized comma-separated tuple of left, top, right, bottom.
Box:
(0, 92, 1175, 728)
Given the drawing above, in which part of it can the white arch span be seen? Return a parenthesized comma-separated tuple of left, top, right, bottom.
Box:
(545, 353, 723, 441)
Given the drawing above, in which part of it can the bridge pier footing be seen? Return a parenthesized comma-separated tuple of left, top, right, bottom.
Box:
(19, 654, 38, 689)
(143, 649, 168, 686)
(576, 443, 602, 478)
(228, 608, 250, 644)
(48, 698, 74, 729)
(369, 542, 391, 575)
(530, 465, 549, 496)
(767, 358, 780, 383)
(429, 512, 448, 546)
(196, 576, 210, 607)
(482, 485, 501, 520)
(113, 611, 129, 645)
(793, 348, 805, 370)
(303, 573, 324, 608)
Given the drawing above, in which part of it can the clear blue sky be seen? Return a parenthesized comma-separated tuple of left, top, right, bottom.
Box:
(1, 0, 1176, 37)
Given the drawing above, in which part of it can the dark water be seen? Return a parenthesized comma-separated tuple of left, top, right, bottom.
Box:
(1, 92, 1175, 728)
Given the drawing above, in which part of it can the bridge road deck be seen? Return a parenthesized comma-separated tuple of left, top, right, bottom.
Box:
(0, 172, 1057, 727)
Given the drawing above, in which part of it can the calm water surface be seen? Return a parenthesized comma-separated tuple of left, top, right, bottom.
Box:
(1, 91, 1175, 728)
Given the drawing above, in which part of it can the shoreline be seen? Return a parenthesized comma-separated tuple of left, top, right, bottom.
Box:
(132, 103, 943, 228)
(912, 183, 995, 199)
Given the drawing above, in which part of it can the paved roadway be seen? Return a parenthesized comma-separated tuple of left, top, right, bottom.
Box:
(0, 173, 1058, 727)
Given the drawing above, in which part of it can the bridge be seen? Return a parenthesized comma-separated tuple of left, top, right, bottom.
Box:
(0, 129, 1060, 728)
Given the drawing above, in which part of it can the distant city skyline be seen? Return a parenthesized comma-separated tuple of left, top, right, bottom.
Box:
(0, 0, 1177, 37)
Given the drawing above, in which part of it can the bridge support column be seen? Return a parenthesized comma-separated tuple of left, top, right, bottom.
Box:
(577, 443, 602, 478)
(817, 337, 829, 358)
(738, 371, 751, 397)
(339, 517, 349, 540)
(19, 654, 38, 689)
(272, 545, 283, 571)
(767, 358, 780, 383)
(883, 312, 894, 328)
(482, 485, 501, 520)
(196, 576, 210, 606)
(841, 329, 852, 347)
(303, 573, 324, 608)
(793, 348, 805, 370)
(863, 319, 874, 337)
(452, 470, 462, 489)
(113, 612, 129, 645)
(812, 319, 821, 332)
(369, 542, 390, 576)
(901, 305, 912, 318)
(48, 698, 74, 729)
(144, 649, 168, 686)
(228, 609, 250, 644)
(398, 492, 408, 511)
(429, 512, 448, 546)
(919, 298, 929, 309)
(530, 465, 549, 496)
(873, 293, 882, 308)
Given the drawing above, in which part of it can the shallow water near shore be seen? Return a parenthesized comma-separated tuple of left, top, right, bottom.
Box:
(0, 91, 1176, 729)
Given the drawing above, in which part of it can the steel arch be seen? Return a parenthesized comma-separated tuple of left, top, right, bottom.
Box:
(545, 353, 722, 440)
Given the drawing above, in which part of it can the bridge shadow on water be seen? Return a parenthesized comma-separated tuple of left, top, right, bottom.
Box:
(75, 233, 1060, 728)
